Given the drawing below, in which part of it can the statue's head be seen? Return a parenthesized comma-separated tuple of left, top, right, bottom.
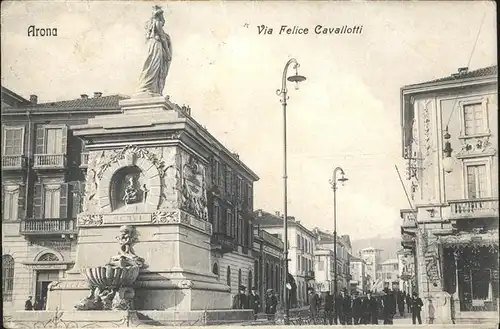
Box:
(152, 5, 165, 21)
(119, 225, 133, 235)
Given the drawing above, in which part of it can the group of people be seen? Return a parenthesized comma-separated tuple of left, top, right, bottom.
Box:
(232, 285, 279, 320)
(307, 287, 424, 325)
(24, 296, 47, 311)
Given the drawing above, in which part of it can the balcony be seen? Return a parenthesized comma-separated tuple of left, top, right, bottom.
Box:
(80, 152, 89, 168)
(2, 155, 24, 170)
(34, 154, 66, 169)
(211, 232, 236, 254)
(20, 218, 78, 237)
(448, 198, 499, 220)
(305, 270, 315, 281)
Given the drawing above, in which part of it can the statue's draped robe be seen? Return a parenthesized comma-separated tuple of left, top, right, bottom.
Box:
(137, 19, 172, 95)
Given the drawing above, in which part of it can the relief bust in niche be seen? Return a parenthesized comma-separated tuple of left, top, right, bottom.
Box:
(110, 166, 148, 213)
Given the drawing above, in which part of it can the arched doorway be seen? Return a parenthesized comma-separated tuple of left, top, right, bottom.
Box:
(35, 253, 60, 309)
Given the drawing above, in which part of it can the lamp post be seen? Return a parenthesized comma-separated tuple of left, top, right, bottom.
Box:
(276, 58, 306, 321)
(329, 167, 348, 299)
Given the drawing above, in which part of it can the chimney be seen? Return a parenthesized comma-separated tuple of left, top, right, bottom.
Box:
(233, 153, 240, 159)
(30, 95, 38, 105)
(93, 92, 102, 98)
(81, 94, 88, 99)
(458, 67, 469, 75)
(275, 211, 280, 217)
(257, 209, 263, 217)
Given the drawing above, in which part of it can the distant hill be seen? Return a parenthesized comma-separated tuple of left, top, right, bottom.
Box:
(350, 236, 402, 261)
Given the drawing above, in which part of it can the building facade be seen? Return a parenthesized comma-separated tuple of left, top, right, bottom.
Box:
(397, 248, 416, 295)
(254, 210, 315, 307)
(380, 258, 399, 290)
(349, 256, 367, 294)
(400, 66, 499, 323)
(312, 228, 352, 295)
(359, 247, 383, 288)
(2, 87, 259, 314)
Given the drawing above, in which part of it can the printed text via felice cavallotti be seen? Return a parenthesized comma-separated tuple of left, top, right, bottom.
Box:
(257, 25, 363, 35)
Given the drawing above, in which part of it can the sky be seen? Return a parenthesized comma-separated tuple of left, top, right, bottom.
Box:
(1, 1, 497, 240)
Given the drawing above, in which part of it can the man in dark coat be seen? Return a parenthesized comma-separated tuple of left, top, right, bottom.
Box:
(397, 291, 405, 317)
(232, 285, 248, 309)
(307, 287, 321, 324)
(336, 288, 352, 325)
(352, 292, 363, 324)
(362, 291, 378, 324)
(411, 292, 423, 325)
(382, 288, 396, 324)
(265, 289, 278, 320)
(323, 291, 334, 325)
(25, 296, 34, 311)
(248, 287, 261, 320)
(406, 293, 412, 313)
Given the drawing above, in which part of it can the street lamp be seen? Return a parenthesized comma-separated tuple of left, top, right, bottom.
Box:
(276, 58, 306, 321)
(329, 167, 348, 299)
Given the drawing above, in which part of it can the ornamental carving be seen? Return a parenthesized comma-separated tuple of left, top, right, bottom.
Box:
(151, 210, 178, 224)
(456, 135, 496, 158)
(78, 214, 103, 227)
(421, 100, 432, 163)
(180, 154, 208, 221)
(420, 230, 441, 288)
(177, 280, 193, 289)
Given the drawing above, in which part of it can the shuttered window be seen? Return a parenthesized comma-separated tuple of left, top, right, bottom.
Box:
(2, 186, 19, 221)
(2, 127, 24, 155)
(2, 255, 15, 301)
(35, 125, 68, 154)
(463, 103, 485, 136)
(34, 183, 69, 219)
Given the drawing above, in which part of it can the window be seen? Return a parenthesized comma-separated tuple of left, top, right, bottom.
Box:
(227, 266, 231, 286)
(212, 201, 220, 230)
(226, 209, 232, 237)
(3, 185, 19, 221)
(226, 168, 232, 194)
(211, 159, 218, 184)
(296, 234, 301, 249)
(219, 165, 225, 191)
(463, 103, 486, 136)
(2, 127, 24, 155)
(297, 256, 301, 272)
(466, 165, 487, 198)
(44, 185, 61, 218)
(213, 263, 219, 276)
(45, 128, 63, 154)
(2, 255, 14, 301)
(318, 260, 325, 271)
(238, 269, 242, 289)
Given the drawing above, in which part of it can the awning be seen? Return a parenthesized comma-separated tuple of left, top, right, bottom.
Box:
(439, 230, 499, 248)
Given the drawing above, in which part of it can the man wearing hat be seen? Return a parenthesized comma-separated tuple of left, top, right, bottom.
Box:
(351, 291, 363, 324)
(307, 287, 320, 324)
(248, 287, 261, 320)
(410, 292, 423, 325)
(232, 285, 249, 310)
(265, 289, 278, 320)
(335, 288, 352, 325)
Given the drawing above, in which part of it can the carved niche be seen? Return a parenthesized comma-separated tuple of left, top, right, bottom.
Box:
(83, 145, 173, 214)
(179, 152, 208, 221)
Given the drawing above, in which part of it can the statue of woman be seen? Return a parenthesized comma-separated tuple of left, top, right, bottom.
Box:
(136, 5, 172, 96)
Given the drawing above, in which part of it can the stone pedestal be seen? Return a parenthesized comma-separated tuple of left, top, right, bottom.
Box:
(428, 291, 453, 324)
(47, 96, 232, 312)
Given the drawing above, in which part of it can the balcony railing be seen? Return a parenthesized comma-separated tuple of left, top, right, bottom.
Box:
(448, 197, 499, 219)
(80, 152, 89, 168)
(20, 218, 77, 236)
(34, 154, 66, 169)
(1, 155, 24, 170)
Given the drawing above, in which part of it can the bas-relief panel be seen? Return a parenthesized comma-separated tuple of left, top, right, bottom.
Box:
(83, 145, 179, 214)
(179, 149, 209, 221)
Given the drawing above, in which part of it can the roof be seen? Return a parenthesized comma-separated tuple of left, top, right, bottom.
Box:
(1, 86, 31, 107)
(254, 210, 314, 236)
(404, 65, 497, 89)
(32, 94, 129, 109)
(380, 258, 398, 265)
(350, 256, 364, 263)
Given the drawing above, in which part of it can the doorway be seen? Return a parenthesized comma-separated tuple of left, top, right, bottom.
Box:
(35, 270, 59, 310)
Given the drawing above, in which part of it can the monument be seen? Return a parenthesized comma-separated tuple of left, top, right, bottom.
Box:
(9, 6, 253, 327)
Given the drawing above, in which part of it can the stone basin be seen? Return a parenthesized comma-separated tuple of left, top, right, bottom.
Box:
(83, 265, 140, 288)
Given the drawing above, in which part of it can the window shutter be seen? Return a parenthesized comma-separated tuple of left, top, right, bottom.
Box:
(35, 126, 45, 154)
(17, 184, 26, 220)
(33, 183, 43, 219)
(61, 125, 68, 154)
(60, 183, 68, 219)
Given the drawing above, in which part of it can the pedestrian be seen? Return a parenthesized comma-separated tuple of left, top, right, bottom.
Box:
(336, 288, 352, 325)
(33, 297, 41, 310)
(398, 291, 405, 317)
(232, 285, 248, 309)
(323, 291, 334, 325)
(265, 289, 278, 321)
(42, 296, 47, 310)
(352, 292, 363, 324)
(362, 291, 378, 325)
(411, 292, 423, 325)
(406, 293, 412, 314)
(382, 288, 395, 324)
(307, 287, 320, 324)
(25, 296, 34, 311)
(248, 287, 261, 320)
(428, 299, 435, 324)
